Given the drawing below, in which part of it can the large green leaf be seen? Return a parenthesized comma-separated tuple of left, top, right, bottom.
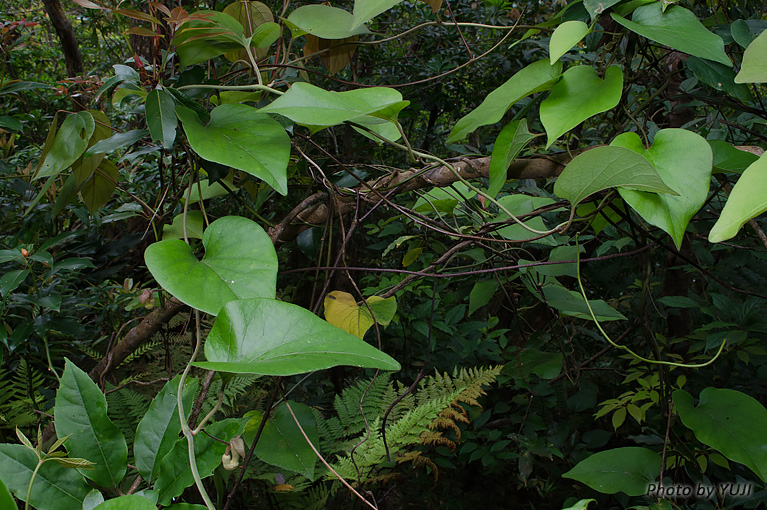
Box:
(0, 476, 17, 510)
(144, 216, 277, 315)
(93, 495, 156, 510)
(35, 112, 95, 179)
(286, 5, 371, 39)
(554, 145, 676, 207)
(134, 376, 198, 482)
(54, 359, 127, 487)
(735, 29, 767, 83)
(146, 88, 177, 149)
(673, 388, 767, 481)
(611, 4, 730, 66)
(352, 0, 404, 30)
(155, 419, 244, 506)
(540, 65, 623, 148)
(447, 59, 562, 143)
(549, 21, 589, 64)
(255, 401, 318, 480)
(488, 120, 537, 198)
(616, 129, 712, 249)
(194, 298, 401, 375)
(0, 444, 91, 510)
(709, 152, 767, 243)
(259, 83, 403, 128)
(176, 104, 290, 195)
(563, 447, 661, 496)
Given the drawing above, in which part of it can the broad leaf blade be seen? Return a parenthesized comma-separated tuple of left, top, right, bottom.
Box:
(54, 359, 128, 487)
(146, 88, 177, 149)
(155, 419, 244, 506)
(540, 65, 623, 148)
(0, 444, 91, 510)
(93, 495, 157, 509)
(554, 145, 676, 206)
(611, 4, 730, 66)
(0, 476, 17, 510)
(195, 298, 401, 375)
(176, 104, 290, 195)
(549, 21, 589, 64)
(134, 376, 198, 482)
(563, 447, 661, 496)
(448, 59, 562, 143)
(709, 152, 767, 243)
(617, 129, 712, 249)
(260, 83, 404, 128)
(286, 5, 371, 39)
(488, 119, 536, 198)
(80, 159, 118, 213)
(255, 401, 318, 480)
(673, 388, 767, 481)
(352, 0, 404, 30)
(735, 29, 767, 83)
(35, 112, 95, 179)
(145, 216, 278, 315)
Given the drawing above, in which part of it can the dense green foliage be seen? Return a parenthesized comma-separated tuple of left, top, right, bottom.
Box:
(2, 0, 767, 509)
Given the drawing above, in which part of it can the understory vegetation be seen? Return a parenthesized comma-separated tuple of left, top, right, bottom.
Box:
(2, 0, 767, 509)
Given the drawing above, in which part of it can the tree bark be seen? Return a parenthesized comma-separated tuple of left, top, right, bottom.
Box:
(42, 0, 84, 77)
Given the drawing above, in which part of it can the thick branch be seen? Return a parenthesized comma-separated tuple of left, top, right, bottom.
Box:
(268, 153, 572, 243)
(88, 297, 186, 382)
(42, 0, 84, 77)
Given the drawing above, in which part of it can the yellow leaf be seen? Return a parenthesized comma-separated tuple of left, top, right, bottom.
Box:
(324, 291, 397, 338)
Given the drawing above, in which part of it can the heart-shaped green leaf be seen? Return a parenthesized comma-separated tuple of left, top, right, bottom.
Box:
(554, 145, 676, 207)
(55, 359, 128, 487)
(735, 29, 767, 83)
(144, 216, 277, 315)
(255, 401, 318, 480)
(674, 388, 767, 482)
(563, 447, 661, 496)
(611, 4, 730, 66)
(615, 130, 712, 249)
(549, 21, 589, 64)
(540, 65, 623, 148)
(286, 5, 371, 39)
(176, 104, 290, 195)
(259, 82, 404, 128)
(448, 59, 562, 143)
(194, 298, 401, 374)
(709, 152, 767, 243)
